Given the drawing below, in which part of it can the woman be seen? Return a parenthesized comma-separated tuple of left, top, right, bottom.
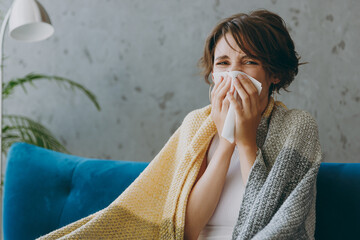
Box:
(38, 9, 321, 240)
(184, 9, 322, 240)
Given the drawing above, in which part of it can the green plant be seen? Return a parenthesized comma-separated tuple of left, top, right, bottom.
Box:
(2, 72, 101, 157)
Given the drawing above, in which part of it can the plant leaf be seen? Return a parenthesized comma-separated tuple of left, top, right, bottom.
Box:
(2, 73, 101, 111)
(2, 115, 70, 157)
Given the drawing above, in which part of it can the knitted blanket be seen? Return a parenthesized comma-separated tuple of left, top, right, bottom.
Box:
(38, 97, 322, 240)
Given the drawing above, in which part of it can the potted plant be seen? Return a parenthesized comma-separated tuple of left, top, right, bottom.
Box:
(2, 72, 101, 157)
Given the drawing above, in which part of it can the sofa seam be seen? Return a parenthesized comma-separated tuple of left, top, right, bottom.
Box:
(56, 159, 83, 228)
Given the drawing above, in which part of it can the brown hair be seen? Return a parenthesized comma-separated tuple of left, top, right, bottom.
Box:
(197, 9, 306, 94)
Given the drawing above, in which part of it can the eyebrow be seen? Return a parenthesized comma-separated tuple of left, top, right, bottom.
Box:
(215, 55, 252, 61)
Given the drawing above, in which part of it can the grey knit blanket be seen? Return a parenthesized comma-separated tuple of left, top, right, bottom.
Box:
(230, 100, 322, 239)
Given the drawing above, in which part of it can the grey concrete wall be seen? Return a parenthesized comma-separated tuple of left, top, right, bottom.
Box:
(1, 0, 359, 164)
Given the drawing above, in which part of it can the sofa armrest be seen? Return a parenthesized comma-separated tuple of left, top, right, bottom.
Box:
(3, 142, 149, 240)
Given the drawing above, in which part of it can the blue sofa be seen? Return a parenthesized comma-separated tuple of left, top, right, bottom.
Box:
(3, 142, 360, 239)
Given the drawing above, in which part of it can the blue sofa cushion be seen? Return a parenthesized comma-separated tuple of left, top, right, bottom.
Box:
(315, 162, 360, 239)
(3, 142, 149, 240)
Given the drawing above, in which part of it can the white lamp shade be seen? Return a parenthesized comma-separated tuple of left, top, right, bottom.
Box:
(8, 0, 54, 42)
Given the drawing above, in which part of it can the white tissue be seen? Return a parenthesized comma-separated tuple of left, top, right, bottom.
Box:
(212, 71, 262, 143)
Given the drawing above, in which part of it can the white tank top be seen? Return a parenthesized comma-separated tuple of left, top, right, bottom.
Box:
(198, 132, 246, 240)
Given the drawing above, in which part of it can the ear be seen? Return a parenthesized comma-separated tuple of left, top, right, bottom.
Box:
(270, 74, 280, 85)
(273, 78, 280, 84)
(211, 71, 214, 80)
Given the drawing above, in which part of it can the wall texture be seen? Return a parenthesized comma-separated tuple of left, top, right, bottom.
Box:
(1, 0, 359, 165)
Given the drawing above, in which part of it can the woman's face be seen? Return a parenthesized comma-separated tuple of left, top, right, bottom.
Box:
(212, 33, 279, 105)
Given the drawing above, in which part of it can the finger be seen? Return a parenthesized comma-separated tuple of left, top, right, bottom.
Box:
(236, 75, 260, 111)
(211, 75, 223, 97)
(211, 76, 221, 100)
(213, 75, 231, 111)
(233, 76, 251, 113)
(217, 76, 232, 112)
(214, 75, 228, 96)
(211, 76, 225, 110)
(212, 76, 226, 102)
(213, 75, 224, 89)
(222, 92, 231, 112)
(217, 75, 232, 101)
(232, 88, 243, 109)
(226, 91, 242, 115)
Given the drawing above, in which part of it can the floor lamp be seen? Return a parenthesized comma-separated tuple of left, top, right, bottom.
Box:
(0, 0, 54, 238)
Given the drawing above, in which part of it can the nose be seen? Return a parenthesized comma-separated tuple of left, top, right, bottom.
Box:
(229, 66, 243, 72)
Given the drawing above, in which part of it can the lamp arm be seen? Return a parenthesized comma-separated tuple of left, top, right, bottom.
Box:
(0, 4, 12, 83)
(0, 2, 12, 177)
(0, 6, 12, 240)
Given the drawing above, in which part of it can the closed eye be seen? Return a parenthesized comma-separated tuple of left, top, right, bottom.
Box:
(216, 61, 258, 65)
(245, 61, 258, 65)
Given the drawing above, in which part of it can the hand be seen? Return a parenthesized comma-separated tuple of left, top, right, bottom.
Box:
(226, 74, 262, 150)
(210, 74, 236, 149)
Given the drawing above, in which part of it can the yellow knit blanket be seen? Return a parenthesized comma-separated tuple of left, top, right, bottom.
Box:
(38, 98, 278, 240)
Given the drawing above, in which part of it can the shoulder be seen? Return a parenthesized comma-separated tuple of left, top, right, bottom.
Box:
(272, 102, 318, 131)
(270, 104, 320, 146)
(269, 105, 322, 161)
(274, 106, 320, 151)
(282, 108, 319, 132)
